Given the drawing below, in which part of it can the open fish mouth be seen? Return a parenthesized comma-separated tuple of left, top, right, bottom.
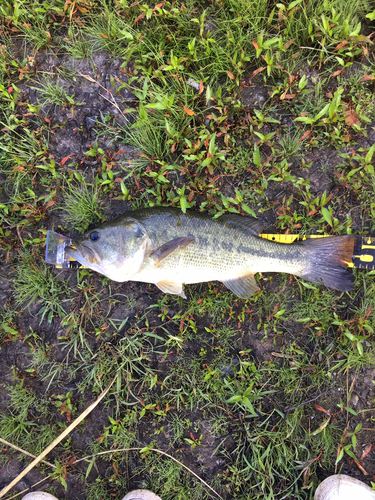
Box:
(66, 243, 98, 266)
(65, 245, 83, 262)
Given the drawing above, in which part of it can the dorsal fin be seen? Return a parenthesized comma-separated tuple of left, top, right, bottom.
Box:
(219, 214, 265, 235)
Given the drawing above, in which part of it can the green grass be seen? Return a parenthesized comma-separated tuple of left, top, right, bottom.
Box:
(35, 78, 75, 106)
(62, 182, 105, 231)
(13, 256, 71, 323)
(1, 0, 375, 498)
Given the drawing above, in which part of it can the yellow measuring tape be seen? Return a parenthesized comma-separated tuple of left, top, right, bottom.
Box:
(57, 234, 375, 271)
(258, 234, 375, 270)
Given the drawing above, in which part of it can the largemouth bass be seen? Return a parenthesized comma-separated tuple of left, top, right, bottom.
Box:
(65, 207, 360, 299)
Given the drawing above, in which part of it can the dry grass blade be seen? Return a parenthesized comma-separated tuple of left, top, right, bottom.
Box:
(4, 478, 49, 500)
(73, 447, 224, 500)
(78, 72, 122, 113)
(0, 374, 119, 499)
(0, 438, 56, 469)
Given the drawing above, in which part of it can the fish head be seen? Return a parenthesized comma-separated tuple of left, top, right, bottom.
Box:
(65, 217, 150, 281)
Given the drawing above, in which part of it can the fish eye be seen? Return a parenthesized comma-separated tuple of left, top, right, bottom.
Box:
(90, 231, 100, 241)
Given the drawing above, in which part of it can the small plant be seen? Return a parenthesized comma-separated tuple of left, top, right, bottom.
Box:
(62, 182, 104, 232)
(36, 79, 75, 106)
(277, 130, 304, 159)
(64, 33, 96, 59)
(53, 391, 77, 422)
(13, 256, 71, 324)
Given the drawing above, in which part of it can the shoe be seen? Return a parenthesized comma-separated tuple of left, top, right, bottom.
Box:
(314, 474, 375, 500)
(121, 490, 162, 500)
(21, 488, 162, 500)
(22, 494, 58, 500)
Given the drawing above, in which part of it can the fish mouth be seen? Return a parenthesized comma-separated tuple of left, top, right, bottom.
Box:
(65, 242, 99, 266)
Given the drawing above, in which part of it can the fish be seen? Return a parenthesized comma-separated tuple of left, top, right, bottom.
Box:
(65, 207, 360, 299)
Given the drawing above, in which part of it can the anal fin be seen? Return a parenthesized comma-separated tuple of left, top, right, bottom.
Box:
(222, 274, 258, 299)
(156, 280, 187, 299)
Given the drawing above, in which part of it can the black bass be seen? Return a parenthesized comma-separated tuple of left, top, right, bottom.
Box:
(65, 207, 359, 299)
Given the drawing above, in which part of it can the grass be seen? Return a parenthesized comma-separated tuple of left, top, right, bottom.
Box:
(35, 78, 75, 106)
(62, 182, 105, 231)
(1, 0, 375, 498)
(13, 255, 72, 324)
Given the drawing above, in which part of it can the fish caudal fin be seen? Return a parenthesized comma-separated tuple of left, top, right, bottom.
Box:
(300, 235, 360, 292)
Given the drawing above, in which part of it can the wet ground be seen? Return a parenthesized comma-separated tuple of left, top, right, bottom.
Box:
(1, 36, 375, 500)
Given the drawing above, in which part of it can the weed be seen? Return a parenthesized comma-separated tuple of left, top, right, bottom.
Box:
(0, 381, 59, 456)
(13, 255, 71, 324)
(141, 453, 211, 500)
(277, 130, 304, 159)
(35, 78, 75, 106)
(62, 182, 104, 231)
(64, 33, 96, 59)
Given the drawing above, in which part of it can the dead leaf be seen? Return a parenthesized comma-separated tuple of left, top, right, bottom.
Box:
(311, 417, 331, 435)
(344, 109, 359, 127)
(298, 130, 312, 143)
(285, 71, 295, 85)
(134, 12, 145, 23)
(45, 200, 55, 209)
(183, 106, 195, 116)
(61, 154, 75, 166)
(154, 1, 165, 9)
(360, 74, 375, 82)
(353, 459, 369, 475)
(199, 80, 203, 94)
(331, 68, 345, 77)
(283, 38, 296, 50)
(250, 66, 266, 81)
(98, 33, 110, 39)
(314, 404, 330, 414)
(227, 71, 235, 80)
(252, 40, 258, 50)
(361, 444, 372, 461)
(334, 40, 349, 51)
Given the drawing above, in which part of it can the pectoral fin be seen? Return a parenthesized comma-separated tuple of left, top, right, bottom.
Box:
(150, 237, 195, 264)
(156, 280, 187, 299)
(222, 274, 258, 299)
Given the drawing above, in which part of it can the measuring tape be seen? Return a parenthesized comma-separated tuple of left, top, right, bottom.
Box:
(258, 234, 375, 270)
(52, 233, 375, 271)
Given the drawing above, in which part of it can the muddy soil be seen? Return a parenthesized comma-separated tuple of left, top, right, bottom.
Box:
(1, 42, 375, 500)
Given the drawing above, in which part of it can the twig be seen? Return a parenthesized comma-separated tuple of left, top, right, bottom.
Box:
(343, 286, 364, 319)
(73, 447, 223, 500)
(78, 72, 122, 113)
(0, 439, 56, 469)
(3, 478, 48, 500)
(0, 373, 119, 498)
(285, 389, 330, 412)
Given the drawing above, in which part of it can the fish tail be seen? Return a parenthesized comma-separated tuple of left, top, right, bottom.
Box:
(299, 235, 361, 292)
